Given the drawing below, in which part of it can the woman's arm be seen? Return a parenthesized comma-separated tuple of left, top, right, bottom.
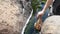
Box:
(42, 0, 53, 13)
(37, 0, 53, 17)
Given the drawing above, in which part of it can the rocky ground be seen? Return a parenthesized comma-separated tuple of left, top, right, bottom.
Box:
(0, 0, 32, 34)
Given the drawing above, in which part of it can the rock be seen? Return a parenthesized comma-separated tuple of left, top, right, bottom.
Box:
(41, 15, 60, 34)
(0, 0, 32, 34)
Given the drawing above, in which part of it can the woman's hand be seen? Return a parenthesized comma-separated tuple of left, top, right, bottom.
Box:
(37, 11, 44, 18)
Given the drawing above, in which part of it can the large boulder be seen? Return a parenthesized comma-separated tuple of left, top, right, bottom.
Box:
(41, 15, 60, 34)
(0, 0, 32, 34)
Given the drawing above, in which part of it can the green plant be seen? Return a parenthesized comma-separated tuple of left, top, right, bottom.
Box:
(31, 0, 46, 14)
(31, 0, 41, 14)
